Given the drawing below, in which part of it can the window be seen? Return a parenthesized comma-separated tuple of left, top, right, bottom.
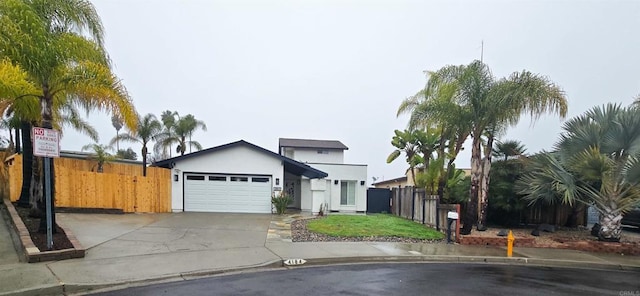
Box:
(230, 176, 248, 182)
(209, 176, 226, 181)
(186, 175, 205, 181)
(340, 180, 356, 206)
(317, 150, 329, 154)
(252, 177, 270, 183)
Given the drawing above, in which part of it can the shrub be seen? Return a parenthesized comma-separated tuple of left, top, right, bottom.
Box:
(271, 192, 293, 215)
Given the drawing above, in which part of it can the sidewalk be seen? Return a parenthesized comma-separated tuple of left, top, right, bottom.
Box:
(1, 211, 639, 296)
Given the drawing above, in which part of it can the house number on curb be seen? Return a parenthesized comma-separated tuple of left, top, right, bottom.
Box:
(283, 259, 307, 266)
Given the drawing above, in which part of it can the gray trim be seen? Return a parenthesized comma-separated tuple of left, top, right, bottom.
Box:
(306, 162, 368, 167)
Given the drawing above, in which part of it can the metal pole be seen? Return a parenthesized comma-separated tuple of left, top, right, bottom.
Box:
(44, 157, 53, 250)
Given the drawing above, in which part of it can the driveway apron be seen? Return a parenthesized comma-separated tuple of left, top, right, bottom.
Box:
(58, 212, 272, 260)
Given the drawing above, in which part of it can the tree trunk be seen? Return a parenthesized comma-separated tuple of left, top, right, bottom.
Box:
(477, 135, 494, 231)
(409, 166, 417, 187)
(142, 145, 148, 177)
(598, 203, 622, 242)
(17, 121, 32, 208)
(14, 126, 20, 153)
(462, 136, 482, 235)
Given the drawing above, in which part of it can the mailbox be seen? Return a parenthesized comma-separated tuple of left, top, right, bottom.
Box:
(447, 211, 459, 220)
(446, 211, 458, 244)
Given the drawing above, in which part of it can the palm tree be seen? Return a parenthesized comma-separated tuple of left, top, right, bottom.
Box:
(111, 115, 123, 151)
(155, 113, 207, 156)
(0, 0, 138, 210)
(408, 61, 567, 233)
(492, 140, 527, 161)
(397, 67, 473, 204)
(386, 129, 421, 186)
(111, 113, 162, 176)
(158, 110, 178, 158)
(517, 104, 640, 241)
(81, 143, 115, 173)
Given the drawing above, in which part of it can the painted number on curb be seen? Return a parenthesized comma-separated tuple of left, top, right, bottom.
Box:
(283, 259, 307, 266)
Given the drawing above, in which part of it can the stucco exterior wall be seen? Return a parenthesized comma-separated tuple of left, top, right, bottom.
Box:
(308, 163, 367, 212)
(290, 148, 344, 164)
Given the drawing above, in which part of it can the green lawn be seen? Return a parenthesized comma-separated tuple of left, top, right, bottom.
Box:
(306, 214, 445, 240)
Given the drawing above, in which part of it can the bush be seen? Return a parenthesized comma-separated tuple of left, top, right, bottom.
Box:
(271, 192, 293, 215)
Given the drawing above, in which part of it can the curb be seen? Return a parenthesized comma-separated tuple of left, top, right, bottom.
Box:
(3, 255, 640, 296)
(0, 284, 63, 296)
(62, 260, 285, 296)
(296, 255, 640, 272)
(55, 257, 640, 295)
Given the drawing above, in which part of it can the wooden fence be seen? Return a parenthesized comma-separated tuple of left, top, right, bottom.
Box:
(524, 203, 587, 226)
(2, 154, 171, 213)
(390, 186, 461, 241)
(387, 185, 587, 231)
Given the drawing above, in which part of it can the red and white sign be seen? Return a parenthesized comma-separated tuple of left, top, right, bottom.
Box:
(33, 127, 60, 158)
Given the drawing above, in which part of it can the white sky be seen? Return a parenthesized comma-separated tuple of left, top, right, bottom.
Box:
(58, 0, 640, 183)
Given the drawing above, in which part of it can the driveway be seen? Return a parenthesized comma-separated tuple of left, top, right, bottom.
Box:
(58, 212, 273, 260)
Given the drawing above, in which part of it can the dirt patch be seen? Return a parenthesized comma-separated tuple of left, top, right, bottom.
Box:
(13, 203, 74, 251)
(291, 218, 445, 244)
(461, 227, 640, 255)
(464, 227, 640, 247)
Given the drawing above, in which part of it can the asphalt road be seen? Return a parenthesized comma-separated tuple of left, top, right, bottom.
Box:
(94, 263, 640, 296)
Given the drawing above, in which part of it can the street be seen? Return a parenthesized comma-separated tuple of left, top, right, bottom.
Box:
(93, 263, 640, 296)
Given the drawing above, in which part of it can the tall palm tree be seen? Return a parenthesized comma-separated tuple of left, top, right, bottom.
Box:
(110, 113, 162, 176)
(0, 0, 138, 210)
(492, 140, 527, 161)
(155, 113, 207, 156)
(81, 143, 115, 173)
(158, 110, 178, 158)
(387, 129, 421, 186)
(517, 104, 640, 241)
(111, 114, 123, 151)
(400, 61, 567, 233)
(398, 69, 472, 201)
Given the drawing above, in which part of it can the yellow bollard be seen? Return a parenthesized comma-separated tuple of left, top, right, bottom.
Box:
(507, 230, 514, 257)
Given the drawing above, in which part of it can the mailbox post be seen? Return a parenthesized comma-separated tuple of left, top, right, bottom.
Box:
(447, 211, 459, 244)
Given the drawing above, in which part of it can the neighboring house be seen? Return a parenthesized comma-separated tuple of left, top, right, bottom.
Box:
(371, 176, 409, 189)
(153, 138, 367, 214)
(372, 167, 471, 189)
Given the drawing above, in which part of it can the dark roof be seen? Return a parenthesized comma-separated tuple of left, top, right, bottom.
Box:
(152, 140, 328, 179)
(279, 138, 348, 150)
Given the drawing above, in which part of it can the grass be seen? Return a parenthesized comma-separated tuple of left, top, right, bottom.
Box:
(306, 214, 445, 240)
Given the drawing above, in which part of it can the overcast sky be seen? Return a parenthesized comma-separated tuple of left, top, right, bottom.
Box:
(58, 0, 640, 183)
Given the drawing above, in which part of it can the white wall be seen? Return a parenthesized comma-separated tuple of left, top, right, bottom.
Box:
(308, 163, 368, 212)
(300, 178, 311, 211)
(169, 145, 284, 212)
(290, 148, 344, 164)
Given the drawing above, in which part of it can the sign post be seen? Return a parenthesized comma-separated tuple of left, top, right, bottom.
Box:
(32, 127, 60, 251)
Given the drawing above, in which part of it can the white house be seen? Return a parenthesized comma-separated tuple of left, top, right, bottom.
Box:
(153, 138, 367, 214)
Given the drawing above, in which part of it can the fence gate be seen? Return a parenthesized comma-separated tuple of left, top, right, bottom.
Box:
(366, 188, 391, 213)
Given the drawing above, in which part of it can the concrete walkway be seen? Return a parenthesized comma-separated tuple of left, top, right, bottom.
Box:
(1, 211, 639, 296)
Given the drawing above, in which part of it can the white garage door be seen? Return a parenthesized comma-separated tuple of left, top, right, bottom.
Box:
(184, 174, 272, 213)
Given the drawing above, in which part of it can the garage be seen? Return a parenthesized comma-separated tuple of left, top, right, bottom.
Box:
(184, 174, 272, 213)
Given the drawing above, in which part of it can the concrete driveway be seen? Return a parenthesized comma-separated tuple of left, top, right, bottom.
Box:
(58, 212, 273, 260)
